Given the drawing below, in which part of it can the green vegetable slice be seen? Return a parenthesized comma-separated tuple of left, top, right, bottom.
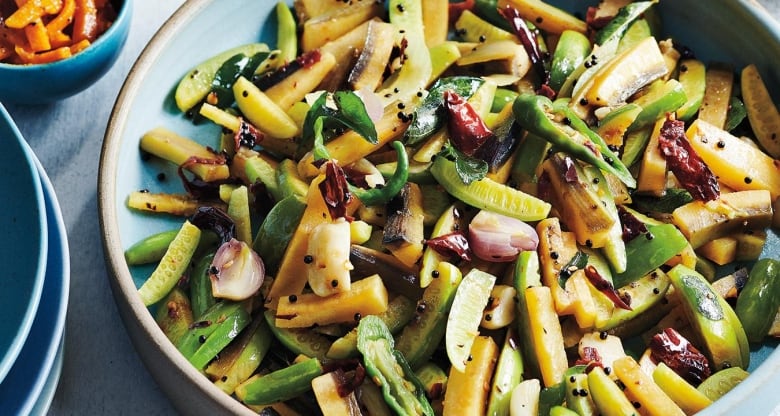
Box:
(431, 156, 550, 221)
(357, 315, 434, 416)
(446, 269, 496, 372)
(174, 43, 270, 112)
(138, 220, 201, 306)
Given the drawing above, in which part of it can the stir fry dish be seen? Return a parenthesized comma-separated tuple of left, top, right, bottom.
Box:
(0, 0, 117, 64)
(124, 0, 780, 414)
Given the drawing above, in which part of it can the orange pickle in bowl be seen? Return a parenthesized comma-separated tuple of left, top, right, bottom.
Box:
(0, 0, 117, 64)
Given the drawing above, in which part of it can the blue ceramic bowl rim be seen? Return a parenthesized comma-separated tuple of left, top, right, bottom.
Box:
(0, 103, 48, 383)
(0, 0, 132, 71)
(0, 142, 70, 415)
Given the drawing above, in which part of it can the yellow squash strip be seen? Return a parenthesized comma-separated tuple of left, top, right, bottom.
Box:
(653, 362, 713, 415)
(442, 335, 499, 416)
(199, 103, 241, 132)
(687, 119, 780, 199)
(264, 52, 337, 111)
(300, 0, 384, 52)
(422, 0, 448, 47)
(312, 371, 361, 416)
(586, 36, 668, 109)
(497, 0, 587, 34)
(126, 191, 202, 217)
(569, 273, 597, 329)
(636, 118, 668, 197)
(613, 356, 686, 416)
(671, 190, 773, 249)
(697, 237, 738, 266)
(536, 217, 577, 315)
(298, 106, 409, 177)
(275, 274, 389, 328)
(140, 127, 230, 182)
(233, 76, 299, 139)
(697, 63, 733, 130)
(266, 175, 330, 309)
(524, 286, 568, 387)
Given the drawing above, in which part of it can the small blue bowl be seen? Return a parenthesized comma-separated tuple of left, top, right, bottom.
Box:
(0, 0, 132, 105)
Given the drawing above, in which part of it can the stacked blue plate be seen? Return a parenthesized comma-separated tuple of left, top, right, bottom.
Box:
(0, 104, 70, 414)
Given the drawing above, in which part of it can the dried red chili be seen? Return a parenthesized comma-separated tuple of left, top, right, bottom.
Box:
(426, 231, 472, 262)
(658, 117, 720, 202)
(443, 90, 494, 156)
(649, 327, 712, 386)
(319, 161, 353, 220)
(498, 5, 552, 95)
(584, 265, 632, 310)
(448, 0, 475, 24)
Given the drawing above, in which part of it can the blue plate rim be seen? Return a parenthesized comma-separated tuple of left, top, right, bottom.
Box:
(0, 103, 48, 383)
(0, 141, 70, 414)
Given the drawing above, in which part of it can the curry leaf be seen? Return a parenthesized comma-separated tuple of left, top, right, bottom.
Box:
(301, 90, 378, 162)
(439, 143, 488, 185)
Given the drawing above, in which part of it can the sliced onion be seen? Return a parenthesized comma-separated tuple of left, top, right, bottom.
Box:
(209, 238, 265, 300)
(354, 87, 384, 123)
(468, 210, 539, 262)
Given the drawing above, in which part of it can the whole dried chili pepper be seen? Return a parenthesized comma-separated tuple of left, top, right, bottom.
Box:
(443, 90, 494, 156)
(658, 117, 720, 202)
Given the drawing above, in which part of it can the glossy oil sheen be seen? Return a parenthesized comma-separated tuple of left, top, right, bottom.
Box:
(98, 1, 780, 415)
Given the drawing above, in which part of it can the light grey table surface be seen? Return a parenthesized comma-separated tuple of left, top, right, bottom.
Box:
(2, 0, 779, 414)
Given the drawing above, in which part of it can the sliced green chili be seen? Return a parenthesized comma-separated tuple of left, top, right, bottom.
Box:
(357, 315, 434, 416)
(235, 357, 323, 405)
(349, 141, 409, 206)
(735, 258, 780, 343)
(512, 94, 636, 188)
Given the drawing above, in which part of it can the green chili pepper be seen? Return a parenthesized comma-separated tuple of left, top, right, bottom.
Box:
(491, 87, 519, 113)
(190, 252, 216, 319)
(253, 194, 306, 274)
(357, 315, 434, 416)
(735, 258, 780, 343)
(511, 94, 636, 188)
(613, 223, 689, 288)
(124, 229, 180, 266)
(235, 357, 323, 405)
(473, 0, 513, 31)
(349, 141, 409, 206)
(176, 300, 252, 369)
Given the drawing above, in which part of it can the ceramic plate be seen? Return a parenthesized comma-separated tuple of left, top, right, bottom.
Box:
(29, 337, 64, 416)
(99, 0, 780, 414)
(0, 104, 48, 383)
(0, 143, 70, 414)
